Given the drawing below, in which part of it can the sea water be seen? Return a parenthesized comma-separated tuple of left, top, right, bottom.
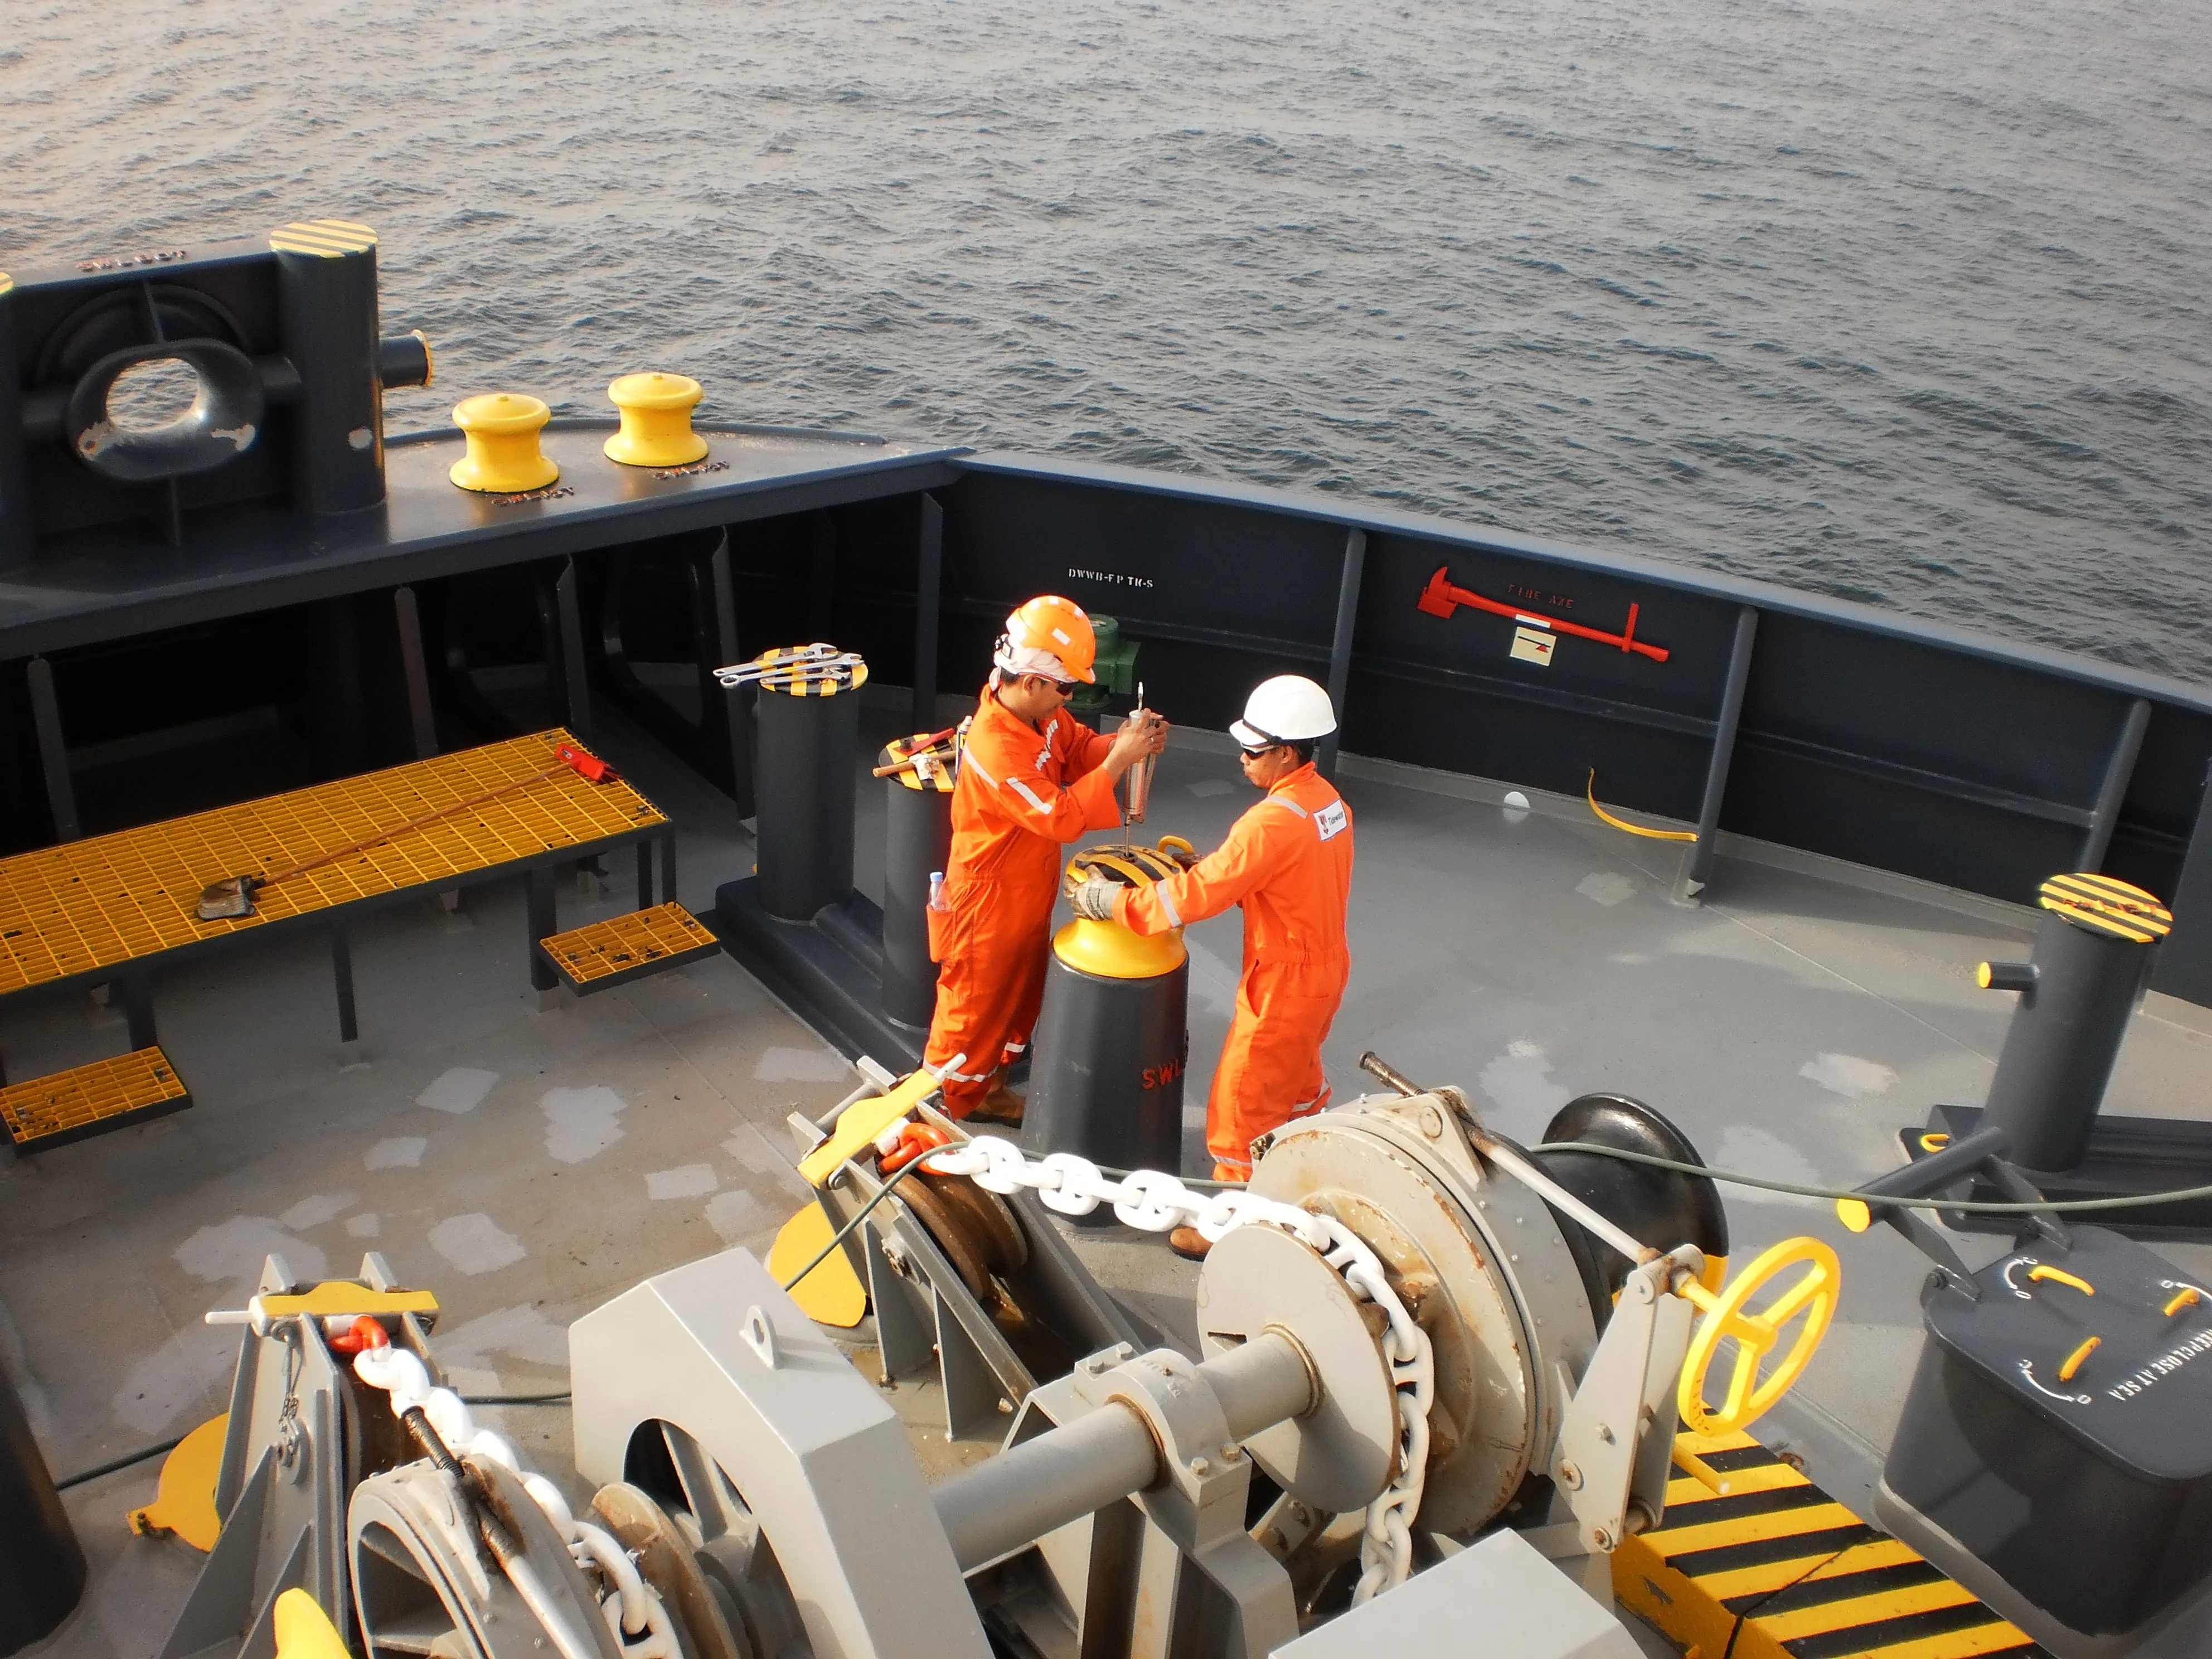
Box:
(6, 0, 2208, 680)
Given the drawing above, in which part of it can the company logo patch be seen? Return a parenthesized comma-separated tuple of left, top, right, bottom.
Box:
(1315, 800, 1349, 841)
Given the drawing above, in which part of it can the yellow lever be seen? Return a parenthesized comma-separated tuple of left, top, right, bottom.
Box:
(2058, 1336, 2101, 1383)
(797, 1065, 947, 1188)
(1677, 1236, 1841, 1437)
(2029, 1265, 2095, 1297)
(2165, 1287, 2201, 1318)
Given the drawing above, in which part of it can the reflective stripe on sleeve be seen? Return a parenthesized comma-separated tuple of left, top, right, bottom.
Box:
(964, 753, 1000, 787)
(1008, 775, 1053, 815)
(1155, 886, 1183, 928)
(1271, 796, 1309, 818)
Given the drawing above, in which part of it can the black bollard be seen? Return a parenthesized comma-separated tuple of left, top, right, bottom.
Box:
(272, 221, 391, 516)
(0, 1366, 85, 1656)
(1979, 872, 2173, 1172)
(880, 737, 955, 1029)
(751, 650, 864, 921)
(1023, 845, 1190, 1185)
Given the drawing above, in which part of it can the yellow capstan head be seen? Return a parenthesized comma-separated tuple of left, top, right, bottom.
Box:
(448, 392, 559, 493)
(604, 371, 709, 468)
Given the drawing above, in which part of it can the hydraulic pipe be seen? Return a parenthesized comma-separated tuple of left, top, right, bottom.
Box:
(932, 1332, 1313, 1571)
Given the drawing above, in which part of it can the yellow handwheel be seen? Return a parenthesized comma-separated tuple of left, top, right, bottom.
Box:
(1677, 1235, 1840, 1435)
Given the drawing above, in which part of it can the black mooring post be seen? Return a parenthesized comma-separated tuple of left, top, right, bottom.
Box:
(1675, 605, 1760, 904)
(2080, 698, 2151, 871)
(273, 230, 385, 515)
(1318, 528, 1367, 782)
(25, 656, 78, 843)
(914, 494, 944, 734)
(393, 586, 439, 759)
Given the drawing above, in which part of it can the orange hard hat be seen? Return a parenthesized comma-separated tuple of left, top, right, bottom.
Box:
(1002, 595, 1098, 683)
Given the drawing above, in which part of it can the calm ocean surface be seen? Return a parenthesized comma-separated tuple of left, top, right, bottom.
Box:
(6, 1, 2209, 681)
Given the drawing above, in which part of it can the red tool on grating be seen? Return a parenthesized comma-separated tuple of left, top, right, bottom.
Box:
(196, 743, 620, 921)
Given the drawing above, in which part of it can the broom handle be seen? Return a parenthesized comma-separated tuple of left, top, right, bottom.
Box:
(259, 761, 568, 887)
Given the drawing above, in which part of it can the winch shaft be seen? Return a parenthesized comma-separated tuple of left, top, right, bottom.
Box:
(932, 1331, 1313, 1571)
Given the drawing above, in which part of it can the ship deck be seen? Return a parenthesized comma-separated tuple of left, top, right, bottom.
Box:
(4, 698, 2210, 1658)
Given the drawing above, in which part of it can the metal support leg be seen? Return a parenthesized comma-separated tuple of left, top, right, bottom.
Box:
(707, 532, 753, 818)
(526, 867, 558, 991)
(122, 971, 156, 1050)
(26, 656, 79, 843)
(553, 557, 592, 737)
(637, 841, 656, 910)
(661, 832, 678, 909)
(393, 586, 439, 760)
(1317, 527, 1367, 782)
(913, 494, 943, 734)
(2080, 697, 2151, 871)
(1674, 605, 1759, 905)
(331, 925, 358, 1043)
(806, 512, 839, 640)
(2152, 758, 2212, 1007)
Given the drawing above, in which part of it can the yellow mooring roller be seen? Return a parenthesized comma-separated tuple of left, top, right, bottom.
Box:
(604, 371, 709, 468)
(448, 391, 559, 493)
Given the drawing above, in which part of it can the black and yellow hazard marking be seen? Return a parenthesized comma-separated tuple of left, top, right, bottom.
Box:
(2037, 872, 2170, 943)
(2, 1046, 190, 1153)
(0, 730, 665, 994)
(539, 902, 719, 994)
(268, 218, 379, 257)
(1613, 1430, 2049, 1658)
(748, 646, 868, 696)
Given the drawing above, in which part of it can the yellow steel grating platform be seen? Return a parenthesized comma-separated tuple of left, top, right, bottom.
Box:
(539, 903, 719, 994)
(0, 730, 664, 996)
(1614, 1430, 2048, 1659)
(2, 1046, 191, 1153)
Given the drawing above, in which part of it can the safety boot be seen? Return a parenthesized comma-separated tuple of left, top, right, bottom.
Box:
(1168, 1226, 1212, 1260)
(970, 1082, 1025, 1127)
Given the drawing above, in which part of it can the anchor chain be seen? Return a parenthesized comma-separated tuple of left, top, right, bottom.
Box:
(919, 1135, 1436, 1600)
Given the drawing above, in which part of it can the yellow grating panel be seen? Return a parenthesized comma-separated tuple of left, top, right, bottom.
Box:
(2, 1046, 188, 1149)
(1613, 1430, 2048, 1659)
(542, 903, 717, 988)
(0, 730, 665, 996)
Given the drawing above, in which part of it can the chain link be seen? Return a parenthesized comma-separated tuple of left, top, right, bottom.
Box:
(920, 1136, 1435, 1599)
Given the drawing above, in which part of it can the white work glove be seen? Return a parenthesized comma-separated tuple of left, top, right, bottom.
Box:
(1069, 875, 1121, 923)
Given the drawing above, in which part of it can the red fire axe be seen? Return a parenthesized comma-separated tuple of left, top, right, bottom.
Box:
(1417, 566, 1668, 663)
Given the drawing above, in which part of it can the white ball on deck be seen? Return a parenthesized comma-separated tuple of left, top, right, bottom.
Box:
(1501, 791, 1531, 813)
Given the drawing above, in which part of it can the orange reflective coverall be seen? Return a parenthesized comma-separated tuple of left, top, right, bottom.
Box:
(1115, 763, 1354, 1179)
(925, 688, 1121, 1117)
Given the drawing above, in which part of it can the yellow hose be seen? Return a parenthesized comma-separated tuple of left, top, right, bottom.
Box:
(1586, 770, 1698, 842)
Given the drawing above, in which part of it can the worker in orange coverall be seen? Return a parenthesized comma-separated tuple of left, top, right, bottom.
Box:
(1070, 675, 1352, 1257)
(925, 596, 1168, 1126)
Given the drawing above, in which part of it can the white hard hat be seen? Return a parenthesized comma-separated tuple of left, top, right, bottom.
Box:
(1231, 675, 1337, 748)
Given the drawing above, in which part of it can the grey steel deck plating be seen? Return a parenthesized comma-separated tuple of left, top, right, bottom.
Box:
(4, 699, 2210, 1657)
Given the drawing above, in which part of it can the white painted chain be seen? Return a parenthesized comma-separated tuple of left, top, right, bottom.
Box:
(920, 1136, 1435, 1599)
(353, 1341, 679, 1657)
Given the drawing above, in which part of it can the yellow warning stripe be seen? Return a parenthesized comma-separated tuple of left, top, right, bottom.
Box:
(270, 218, 379, 256)
(1641, 1498, 1868, 1559)
(1685, 1536, 1924, 1604)
(0, 273, 12, 297)
(2039, 872, 2170, 940)
(1854, 1624, 2048, 1659)
(1758, 1576, 1983, 1643)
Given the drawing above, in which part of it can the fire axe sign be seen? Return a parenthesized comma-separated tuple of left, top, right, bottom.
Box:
(1510, 624, 1556, 666)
